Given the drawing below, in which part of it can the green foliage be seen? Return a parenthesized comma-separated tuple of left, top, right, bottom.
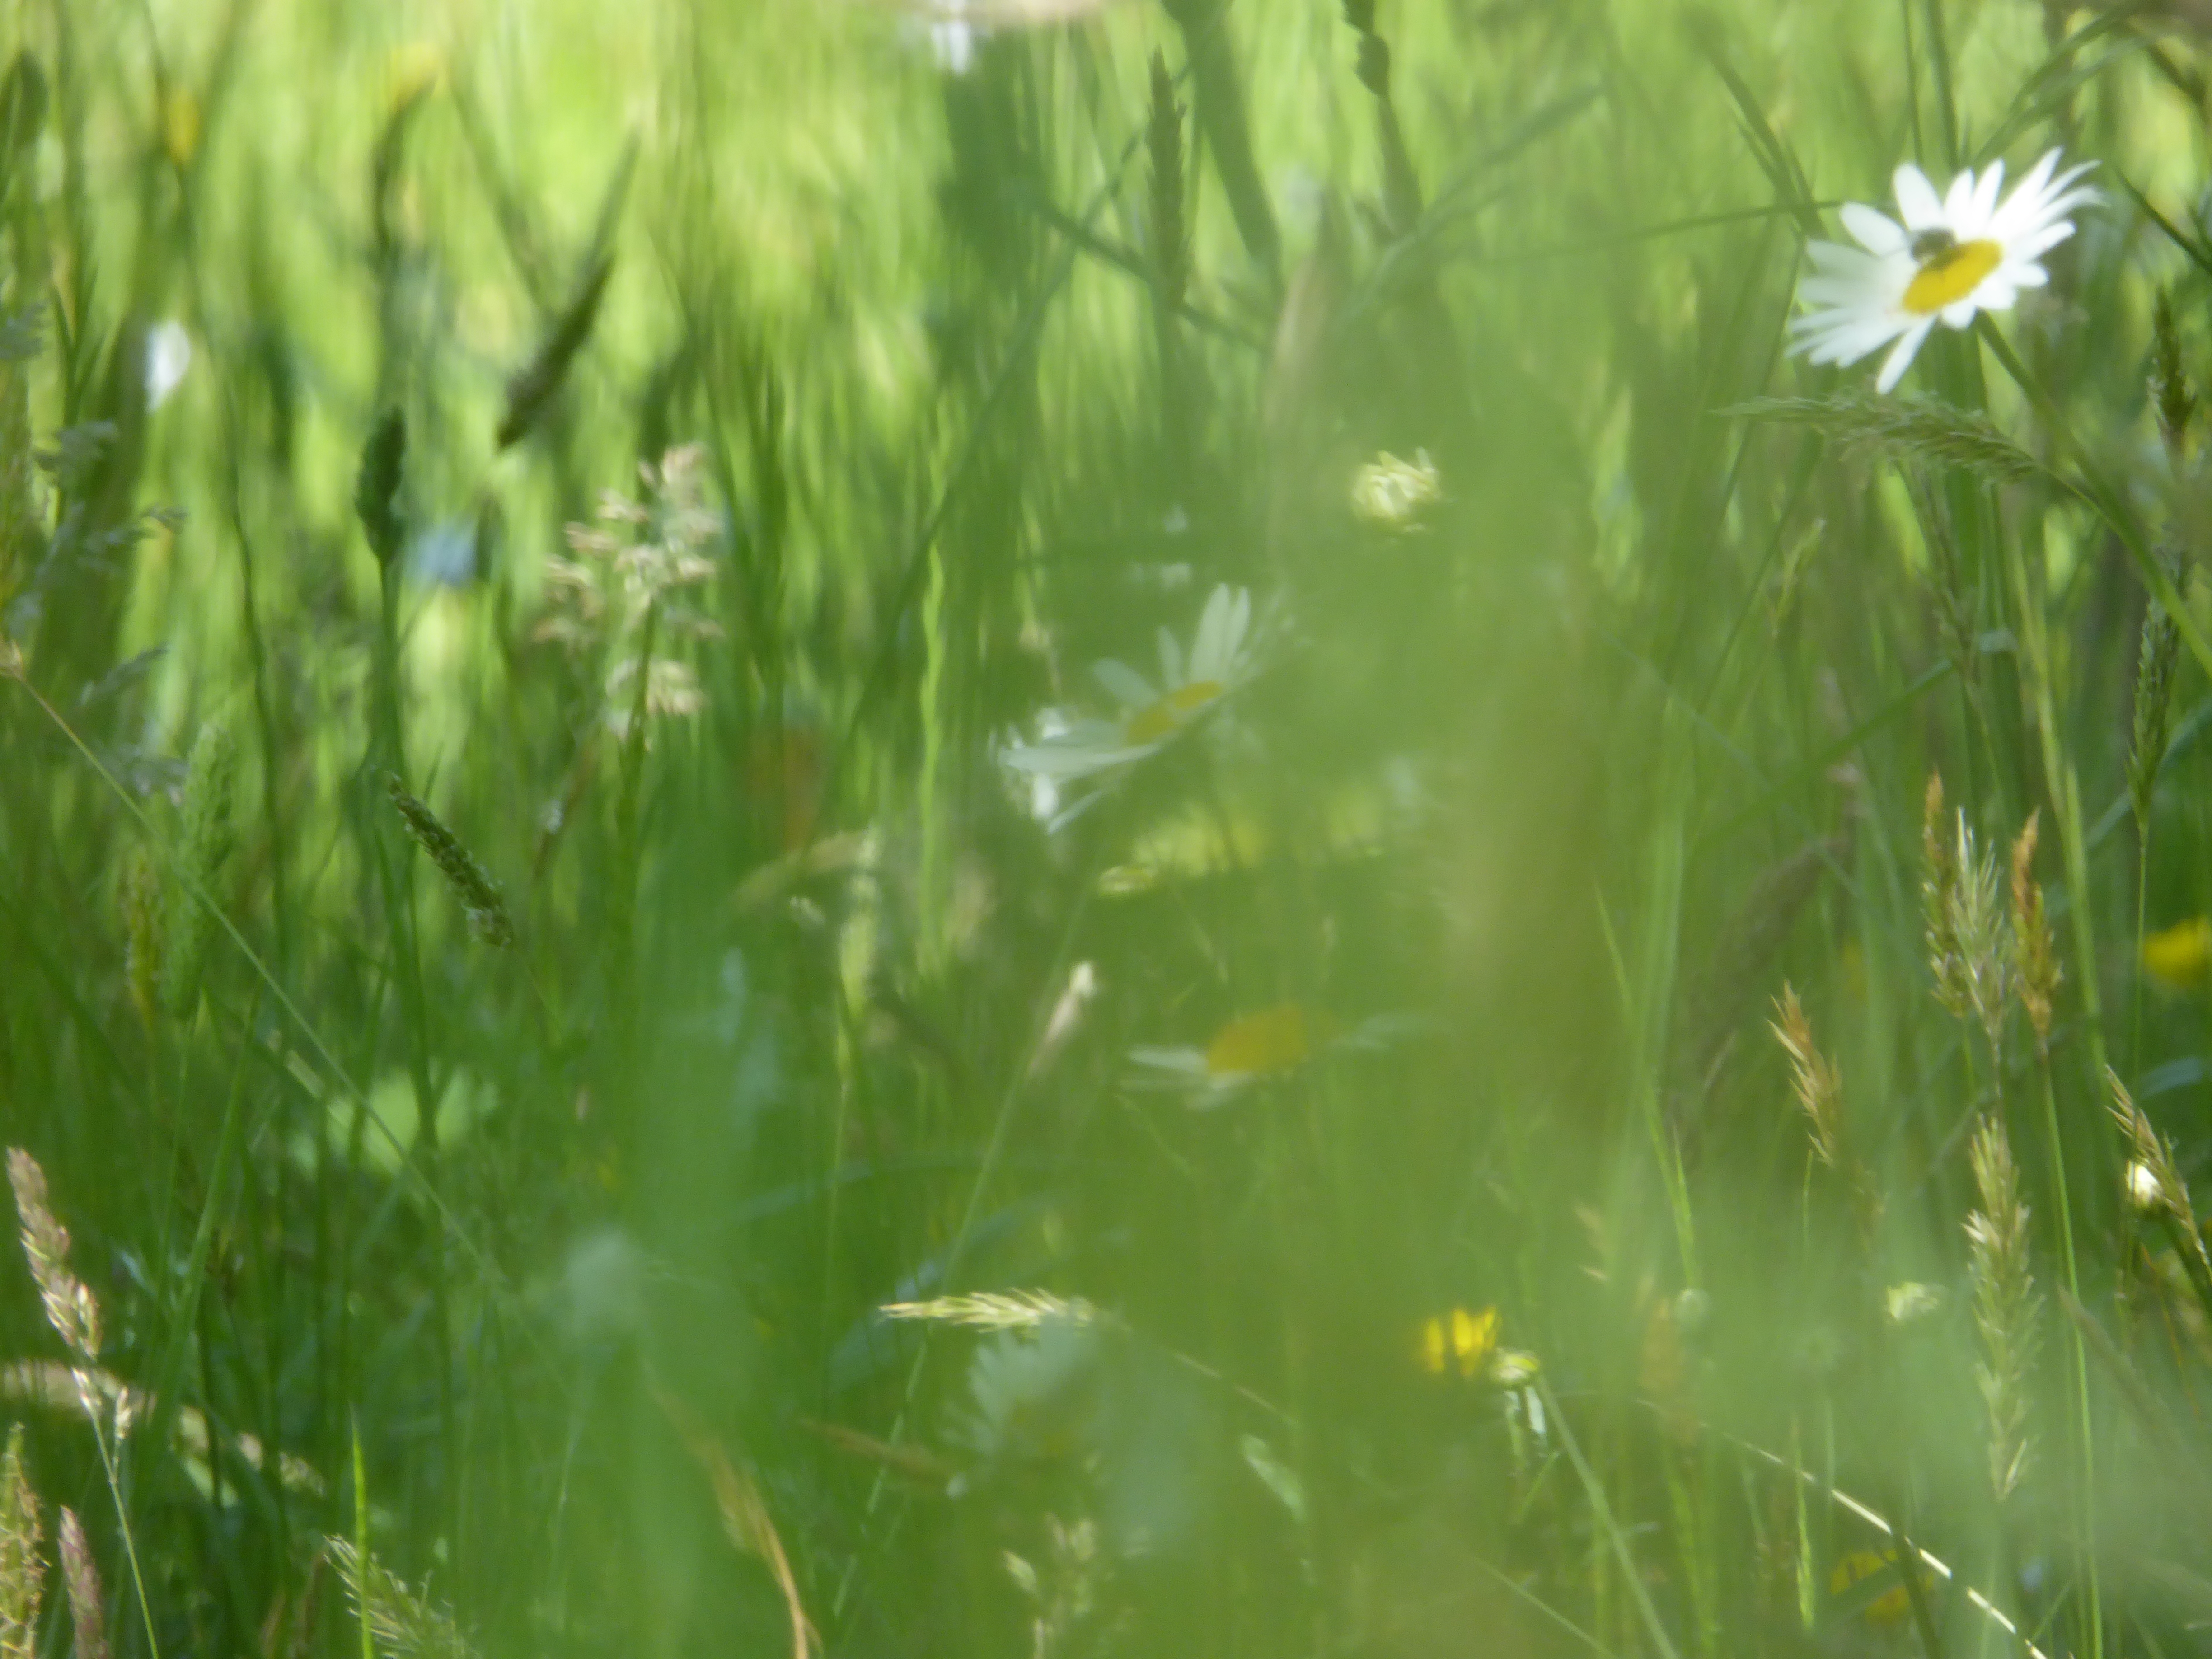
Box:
(7, 3, 2212, 1659)
(158, 716, 235, 1019)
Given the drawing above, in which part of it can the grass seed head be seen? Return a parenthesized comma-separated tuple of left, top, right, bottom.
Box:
(7, 1149, 100, 1366)
(1965, 1115, 2039, 1505)
(384, 776, 515, 949)
(0, 1425, 42, 1659)
(2131, 576, 2181, 833)
(56, 1509, 105, 1659)
(2104, 1068, 2212, 1290)
(1771, 983, 1843, 1170)
(2009, 811, 2060, 1053)
(1922, 785, 2009, 1041)
(1730, 392, 2052, 489)
(327, 1538, 477, 1659)
(880, 1290, 1101, 1331)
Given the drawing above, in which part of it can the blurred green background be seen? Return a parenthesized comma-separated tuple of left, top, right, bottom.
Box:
(8, 0, 2212, 1656)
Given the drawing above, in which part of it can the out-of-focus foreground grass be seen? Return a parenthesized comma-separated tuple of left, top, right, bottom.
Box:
(8, 0, 2212, 1656)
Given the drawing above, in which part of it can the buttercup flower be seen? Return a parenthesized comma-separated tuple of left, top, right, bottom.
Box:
(2143, 915, 2212, 991)
(1831, 1549, 1920, 1631)
(1791, 150, 2096, 393)
(1000, 584, 1254, 805)
(1418, 1305, 1499, 1379)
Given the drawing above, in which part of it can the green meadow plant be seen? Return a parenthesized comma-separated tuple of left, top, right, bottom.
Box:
(8, 1, 2212, 1657)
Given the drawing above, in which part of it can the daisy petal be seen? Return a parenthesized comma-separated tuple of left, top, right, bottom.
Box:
(1893, 164, 1945, 230)
(2017, 148, 2062, 202)
(1191, 585, 1231, 682)
(1875, 319, 1935, 393)
(1944, 165, 1979, 225)
(2008, 222, 2075, 263)
(1969, 159, 2004, 232)
(1093, 659, 1157, 709)
(1841, 203, 1908, 256)
(1807, 239, 1879, 272)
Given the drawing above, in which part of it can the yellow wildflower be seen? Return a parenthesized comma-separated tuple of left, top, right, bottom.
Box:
(1830, 1548, 1917, 1629)
(2143, 916, 2212, 991)
(1203, 1005, 1335, 1080)
(1418, 1305, 1500, 1380)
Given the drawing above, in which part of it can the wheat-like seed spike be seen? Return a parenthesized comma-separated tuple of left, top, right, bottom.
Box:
(0, 1425, 43, 1659)
(1771, 984, 1842, 1169)
(384, 775, 516, 948)
(2009, 812, 2060, 1054)
(1728, 392, 2057, 490)
(879, 1290, 1101, 1331)
(2130, 577, 2181, 834)
(326, 1539, 478, 1659)
(6, 1149, 100, 1365)
(56, 1509, 107, 1659)
(1965, 1116, 2040, 1504)
(2104, 1069, 2212, 1288)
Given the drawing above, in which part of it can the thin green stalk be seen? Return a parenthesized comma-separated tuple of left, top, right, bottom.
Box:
(1979, 322, 2212, 695)
(370, 557, 457, 1534)
(2131, 842, 2148, 1078)
(1541, 1378, 1683, 1659)
(0, 672, 550, 1364)
(1982, 369, 2105, 1659)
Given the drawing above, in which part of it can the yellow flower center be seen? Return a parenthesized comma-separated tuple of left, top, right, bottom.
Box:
(1123, 680, 1224, 745)
(1902, 238, 2002, 315)
(1203, 1004, 1333, 1078)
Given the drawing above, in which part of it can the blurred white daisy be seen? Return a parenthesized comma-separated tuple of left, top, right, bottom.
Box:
(1790, 149, 2097, 393)
(1001, 583, 1254, 807)
(926, 5, 980, 73)
(144, 320, 192, 410)
(1130, 1004, 1338, 1105)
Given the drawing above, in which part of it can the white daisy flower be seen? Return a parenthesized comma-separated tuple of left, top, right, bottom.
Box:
(1129, 1003, 1338, 1105)
(144, 320, 193, 410)
(1000, 583, 1254, 799)
(1129, 1005, 1415, 1106)
(1790, 149, 2098, 393)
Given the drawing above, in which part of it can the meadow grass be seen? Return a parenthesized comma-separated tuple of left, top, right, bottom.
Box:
(5, 0, 2212, 1655)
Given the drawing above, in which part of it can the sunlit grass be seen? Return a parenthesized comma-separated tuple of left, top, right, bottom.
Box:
(8, 1, 2212, 1657)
